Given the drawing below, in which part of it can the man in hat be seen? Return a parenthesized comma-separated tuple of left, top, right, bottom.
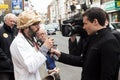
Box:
(10, 10, 54, 80)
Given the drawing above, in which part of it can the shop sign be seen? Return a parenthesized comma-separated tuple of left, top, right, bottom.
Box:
(12, 0, 23, 14)
(115, 1, 120, 8)
(0, 4, 8, 9)
(104, 1, 115, 11)
(104, 1, 120, 11)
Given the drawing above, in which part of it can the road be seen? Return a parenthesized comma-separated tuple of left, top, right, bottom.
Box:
(49, 31, 82, 80)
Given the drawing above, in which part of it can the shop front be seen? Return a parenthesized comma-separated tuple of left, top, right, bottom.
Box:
(102, 0, 120, 22)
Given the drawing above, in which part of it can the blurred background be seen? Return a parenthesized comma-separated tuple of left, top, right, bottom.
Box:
(0, 0, 120, 29)
(0, 0, 120, 80)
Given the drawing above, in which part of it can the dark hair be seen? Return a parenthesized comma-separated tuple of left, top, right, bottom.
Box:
(82, 7, 106, 26)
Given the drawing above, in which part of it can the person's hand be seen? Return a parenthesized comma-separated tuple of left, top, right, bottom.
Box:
(43, 37, 54, 49)
(48, 68, 60, 74)
(50, 48, 61, 57)
(70, 34, 77, 42)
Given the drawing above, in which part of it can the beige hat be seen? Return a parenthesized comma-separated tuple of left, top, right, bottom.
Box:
(17, 10, 41, 29)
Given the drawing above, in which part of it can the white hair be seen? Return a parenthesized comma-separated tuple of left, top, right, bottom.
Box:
(39, 28, 47, 34)
(4, 13, 17, 21)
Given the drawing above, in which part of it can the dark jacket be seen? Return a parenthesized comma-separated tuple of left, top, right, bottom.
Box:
(69, 28, 88, 56)
(69, 36, 88, 56)
(59, 28, 120, 80)
(111, 29, 120, 65)
(0, 23, 18, 72)
(112, 29, 120, 43)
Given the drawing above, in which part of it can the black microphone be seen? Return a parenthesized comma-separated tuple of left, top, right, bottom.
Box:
(37, 39, 43, 47)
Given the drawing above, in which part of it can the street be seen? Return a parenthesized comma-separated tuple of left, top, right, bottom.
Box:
(49, 31, 82, 80)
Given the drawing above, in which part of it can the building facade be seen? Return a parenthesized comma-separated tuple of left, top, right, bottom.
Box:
(101, 0, 120, 22)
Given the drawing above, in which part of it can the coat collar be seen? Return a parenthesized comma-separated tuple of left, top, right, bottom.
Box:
(3, 23, 14, 33)
(91, 28, 110, 37)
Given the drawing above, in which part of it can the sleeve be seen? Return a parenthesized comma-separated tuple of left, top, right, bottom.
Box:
(100, 39, 119, 80)
(68, 38, 78, 55)
(69, 38, 83, 56)
(39, 45, 49, 56)
(0, 48, 11, 68)
(58, 52, 83, 67)
(112, 30, 120, 43)
(0, 34, 11, 69)
(10, 39, 46, 74)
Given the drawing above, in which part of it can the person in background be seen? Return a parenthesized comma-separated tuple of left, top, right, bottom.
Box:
(105, 11, 120, 80)
(53, 7, 120, 80)
(68, 29, 88, 56)
(67, 14, 88, 56)
(10, 10, 54, 80)
(36, 28, 60, 80)
(105, 12, 120, 42)
(0, 13, 18, 80)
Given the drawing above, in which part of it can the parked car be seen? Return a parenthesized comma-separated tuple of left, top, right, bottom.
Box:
(111, 22, 120, 32)
(51, 23, 60, 31)
(45, 24, 56, 35)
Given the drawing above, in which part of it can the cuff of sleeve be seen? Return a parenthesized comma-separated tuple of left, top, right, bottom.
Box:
(40, 45, 49, 56)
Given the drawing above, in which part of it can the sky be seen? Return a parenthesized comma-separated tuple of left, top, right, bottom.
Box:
(31, 0, 52, 13)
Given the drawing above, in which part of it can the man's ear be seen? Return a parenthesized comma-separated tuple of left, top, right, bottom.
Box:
(93, 19, 98, 25)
